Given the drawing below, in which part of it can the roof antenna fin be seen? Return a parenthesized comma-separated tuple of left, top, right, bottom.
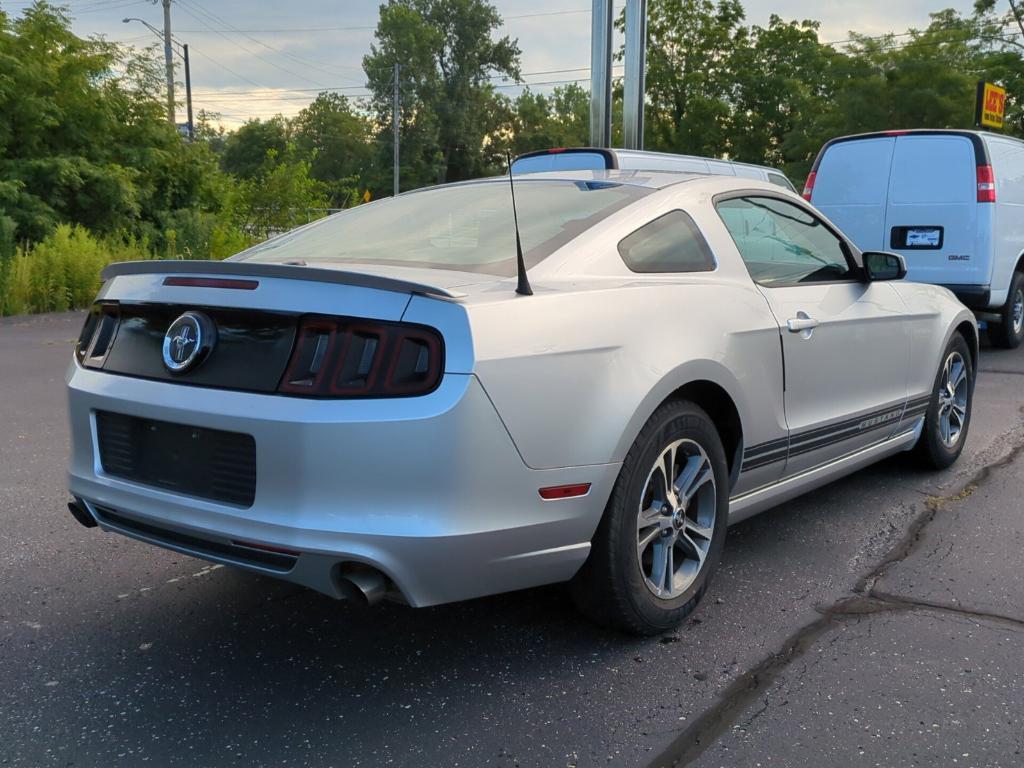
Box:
(506, 151, 533, 296)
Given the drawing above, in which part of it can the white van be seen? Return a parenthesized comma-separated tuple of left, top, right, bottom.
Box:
(806, 129, 1024, 347)
(512, 147, 797, 193)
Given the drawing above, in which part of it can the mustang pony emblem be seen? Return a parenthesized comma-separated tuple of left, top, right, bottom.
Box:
(162, 312, 214, 373)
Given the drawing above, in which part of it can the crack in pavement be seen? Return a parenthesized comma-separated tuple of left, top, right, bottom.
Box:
(648, 418, 1024, 768)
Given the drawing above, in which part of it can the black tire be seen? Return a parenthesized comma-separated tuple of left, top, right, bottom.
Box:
(915, 333, 974, 470)
(570, 400, 729, 635)
(989, 271, 1024, 349)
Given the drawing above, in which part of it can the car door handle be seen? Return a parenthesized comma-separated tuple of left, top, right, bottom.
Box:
(787, 315, 820, 333)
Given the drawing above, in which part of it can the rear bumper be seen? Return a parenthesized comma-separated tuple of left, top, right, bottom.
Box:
(67, 364, 619, 606)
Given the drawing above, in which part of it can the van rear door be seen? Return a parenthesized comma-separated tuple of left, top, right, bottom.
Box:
(884, 135, 984, 286)
(811, 137, 895, 251)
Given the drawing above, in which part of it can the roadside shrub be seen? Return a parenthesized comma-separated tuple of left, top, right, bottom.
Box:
(0, 225, 152, 316)
(0, 214, 16, 314)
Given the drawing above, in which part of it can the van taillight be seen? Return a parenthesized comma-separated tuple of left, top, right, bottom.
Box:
(977, 165, 996, 203)
(279, 316, 443, 398)
(802, 171, 816, 201)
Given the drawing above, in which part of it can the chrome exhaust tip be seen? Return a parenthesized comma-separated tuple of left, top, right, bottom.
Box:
(336, 564, 389, 606)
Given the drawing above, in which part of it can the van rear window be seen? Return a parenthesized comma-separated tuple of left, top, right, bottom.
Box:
(889, 137, 975, 205)
(813, 138, 894, 206)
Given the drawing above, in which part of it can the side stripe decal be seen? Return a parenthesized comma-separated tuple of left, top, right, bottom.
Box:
(741, 394, 932, 473)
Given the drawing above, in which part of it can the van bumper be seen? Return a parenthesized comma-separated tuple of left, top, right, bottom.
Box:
(942, 284, 991, 310)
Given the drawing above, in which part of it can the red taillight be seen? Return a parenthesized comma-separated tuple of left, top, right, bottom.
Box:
(76, 302, 119, 367)
(977, 165, 996, 203)
(279, 315, 443, 398)
(884, 129, 911, 136)
(538, 483, 592, 500)
(802, 171, 816, 201)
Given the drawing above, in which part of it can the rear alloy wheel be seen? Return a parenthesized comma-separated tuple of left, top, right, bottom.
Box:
(916, 334, 974, 469)
(637, 440, 717, 600)
(990, 271, 1024, 349)
(571, 400, 729, 635)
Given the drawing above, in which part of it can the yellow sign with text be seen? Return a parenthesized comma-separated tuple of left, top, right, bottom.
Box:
(977, 81, 1007, 130)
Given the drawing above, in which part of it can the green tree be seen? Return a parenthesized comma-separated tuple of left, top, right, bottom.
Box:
(637, 0, 746, 156)
(231, 150, 330, 240)
(727, 17, 834, 176)
(293, 92, 374, 206)
(363, 0, 521, 190)
(508, 83, 590, 154)
(220, 116, 290, 179)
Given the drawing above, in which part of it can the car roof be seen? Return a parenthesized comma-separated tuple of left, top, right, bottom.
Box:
(466, 168, 709, 190)
(609, 148, 785, 175)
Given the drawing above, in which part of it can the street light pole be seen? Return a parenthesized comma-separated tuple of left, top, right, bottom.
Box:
(183, 43, 193, 139)
(162, 0, 175, 125)
(123, 15, 191, 138)
(589, 0, 613, 148)
(393, 63, 401, 197)
(623, 0, 648, 150)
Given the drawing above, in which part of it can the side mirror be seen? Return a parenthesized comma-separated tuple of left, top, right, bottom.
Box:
(863, 251, 907, 281)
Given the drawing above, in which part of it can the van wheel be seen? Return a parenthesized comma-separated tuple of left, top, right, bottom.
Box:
(570, 400, 729, 635)
(990, 271, 1024, 349)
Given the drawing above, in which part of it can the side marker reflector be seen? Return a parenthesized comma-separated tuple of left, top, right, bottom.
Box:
(539, 483, 592, 500)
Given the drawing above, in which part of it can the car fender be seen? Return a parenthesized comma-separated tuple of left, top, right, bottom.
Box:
(610, 358, 751, 469)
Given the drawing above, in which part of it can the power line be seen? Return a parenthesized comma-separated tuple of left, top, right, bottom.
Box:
(174, 0, 363, 79)
(173, 0, 332, 88)
(172, 8, 591, 35)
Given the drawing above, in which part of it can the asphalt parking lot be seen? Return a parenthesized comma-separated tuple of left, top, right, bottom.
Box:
(2, 311, 1024, 768)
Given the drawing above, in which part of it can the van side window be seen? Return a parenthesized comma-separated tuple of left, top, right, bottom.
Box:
(716, 196, 855, 286)
(618, 210, 716, 273)
(767, 173, 796, 193)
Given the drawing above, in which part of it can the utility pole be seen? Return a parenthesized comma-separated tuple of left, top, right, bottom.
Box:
(589, 0, 613, 148)
(162, 0, 175, 125)
(183, 43, 193, 139)
(393, 63, 401, 197)
(623, 0, 648, 149)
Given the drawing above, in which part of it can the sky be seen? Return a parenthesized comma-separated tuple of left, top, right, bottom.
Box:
(1, 0, 987, 127)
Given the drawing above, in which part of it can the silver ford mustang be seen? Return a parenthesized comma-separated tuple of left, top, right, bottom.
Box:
(67, 170, 977, 634)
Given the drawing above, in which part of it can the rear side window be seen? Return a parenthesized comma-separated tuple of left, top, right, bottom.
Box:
(618, 211, 715, 273)
(813, 138, 895, 205)
(889, 136, 975, 204)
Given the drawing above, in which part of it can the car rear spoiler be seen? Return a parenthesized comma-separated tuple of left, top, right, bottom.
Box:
(100, 260, 467, 300)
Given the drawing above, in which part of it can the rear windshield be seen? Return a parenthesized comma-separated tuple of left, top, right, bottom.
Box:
(234, 179, 650, 277)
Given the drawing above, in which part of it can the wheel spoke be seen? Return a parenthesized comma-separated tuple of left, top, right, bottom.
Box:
(660, 445, 677, 502)
(649, 540, 669, 592)
(951, 403, 967, 428)
(637, 526, 661, 557)
(949, 359, 966, 394)
(637, 504, 663, 531)
(683, 517, 714, 542)
(678, 531, 706, 569)
(665, 544, 675, 595)
(676, 454, 713, 503)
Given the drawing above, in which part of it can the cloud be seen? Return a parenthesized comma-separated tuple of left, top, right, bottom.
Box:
(54, 0, 986, 125)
